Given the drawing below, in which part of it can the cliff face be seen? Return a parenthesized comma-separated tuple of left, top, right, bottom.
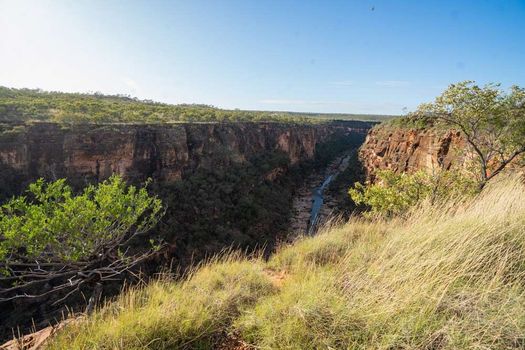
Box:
(359, 125, 465, 180)
(0, 121, 372, 187)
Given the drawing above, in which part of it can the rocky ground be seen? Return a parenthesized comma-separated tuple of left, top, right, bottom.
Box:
(288, 153, 352, 237)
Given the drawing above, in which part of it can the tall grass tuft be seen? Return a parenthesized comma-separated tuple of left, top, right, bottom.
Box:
(47, 254, 275, 349)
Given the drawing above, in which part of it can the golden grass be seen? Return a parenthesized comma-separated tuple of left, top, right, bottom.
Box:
(46, 175, 525, 349)
(47, 255, 275, 349)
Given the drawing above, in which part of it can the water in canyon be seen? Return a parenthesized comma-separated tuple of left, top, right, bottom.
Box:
(290, 154, 352, 236)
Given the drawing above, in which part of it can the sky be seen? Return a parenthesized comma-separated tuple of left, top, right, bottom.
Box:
(0, 0, 524, 115)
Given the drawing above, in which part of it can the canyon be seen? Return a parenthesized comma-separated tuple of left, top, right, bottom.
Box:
(0, 119, 473, 343)
(1, 121, 469, 192)
(0, 120, 472, 248)
(0, 120, 374, 340)
(0, 121, 373, 191)
(0, 120, 476, 258)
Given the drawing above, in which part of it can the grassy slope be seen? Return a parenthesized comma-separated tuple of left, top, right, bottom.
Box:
(47, 175, 525, 349)
(0, 87, 394, 124)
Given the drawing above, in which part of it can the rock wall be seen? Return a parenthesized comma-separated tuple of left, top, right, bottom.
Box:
(359, 125, 465, 181)
(0, 121, 373, 187)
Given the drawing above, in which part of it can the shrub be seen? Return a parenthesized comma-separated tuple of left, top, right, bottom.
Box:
(348, 169, 478, 217)
(0, 175, 162, 307)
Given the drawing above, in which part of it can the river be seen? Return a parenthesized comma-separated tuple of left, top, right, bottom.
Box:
(289, 154, 352, 236)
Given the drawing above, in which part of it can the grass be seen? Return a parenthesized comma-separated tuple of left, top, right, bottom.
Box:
(46, 174, 525, 349)
(47, 255, 276, 349)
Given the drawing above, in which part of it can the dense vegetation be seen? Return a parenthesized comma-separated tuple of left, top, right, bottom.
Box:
(153, 152, 297, 264)
(0, 87, 391, 124)
(0, 176, 163, 340)
(152, 133, 365, 266)
(45, 174, 525, 349)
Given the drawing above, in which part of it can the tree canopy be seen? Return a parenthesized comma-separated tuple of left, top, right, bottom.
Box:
(0, 175, 162, 306)
(0, 87, 390, 124)
(418, 81, 525, 187)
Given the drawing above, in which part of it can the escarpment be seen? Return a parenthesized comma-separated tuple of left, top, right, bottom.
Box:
(359, 125, 466, 181)
(0, 121, 373, 192)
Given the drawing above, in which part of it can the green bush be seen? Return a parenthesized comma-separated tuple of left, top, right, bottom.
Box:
(0, 175, 161, 262)
(348, 169, 478, 217)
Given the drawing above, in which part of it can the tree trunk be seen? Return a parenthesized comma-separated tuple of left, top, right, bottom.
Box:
(85, 282, 103, 315)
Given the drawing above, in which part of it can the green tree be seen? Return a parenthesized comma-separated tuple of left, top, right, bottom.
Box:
(349, 170, 477, 217)
(418, 81, 525, 188)
(0, 175, 163, 308)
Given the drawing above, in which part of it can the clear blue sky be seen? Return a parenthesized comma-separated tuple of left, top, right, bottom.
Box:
(1, 0, 524, 114)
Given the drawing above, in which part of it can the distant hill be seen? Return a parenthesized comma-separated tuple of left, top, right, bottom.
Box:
(0, 87, 396, 124)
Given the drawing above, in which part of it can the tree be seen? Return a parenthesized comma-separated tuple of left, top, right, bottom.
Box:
(418, 81, 525, 188)
(0, 175, 163, 309)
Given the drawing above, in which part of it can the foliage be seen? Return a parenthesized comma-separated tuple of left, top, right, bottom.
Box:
(313, 132, 366, 168)
(0, 175, 161, 262)
(0, 86, 390, 124)
(152, 152, 295, 264)
(418, 81, 525, 186)
(46, 175, 525, 349)
(348, 169, 478, 217)
(0, 176, 162, 314)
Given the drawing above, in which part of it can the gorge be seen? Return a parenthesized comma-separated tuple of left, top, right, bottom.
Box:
(0, 121, 371, 192)
(0, 118, 473, 343)
(0, 120, 469, 266)
(0, 120, 373, 338)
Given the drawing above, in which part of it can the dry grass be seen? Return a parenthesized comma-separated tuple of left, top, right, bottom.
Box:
(47, 255, 275, 349)
(46, 175, 525, 349)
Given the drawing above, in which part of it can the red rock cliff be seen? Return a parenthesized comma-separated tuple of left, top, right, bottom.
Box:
(0, 121, 372, 186)
(359, 125, 465, 181)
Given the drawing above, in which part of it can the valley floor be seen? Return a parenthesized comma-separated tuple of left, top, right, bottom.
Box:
(289, 152, 354, 236)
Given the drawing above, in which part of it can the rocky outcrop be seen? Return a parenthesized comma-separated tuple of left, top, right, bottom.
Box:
(0, 121, 373, 188)
(359, 125, 465, 181)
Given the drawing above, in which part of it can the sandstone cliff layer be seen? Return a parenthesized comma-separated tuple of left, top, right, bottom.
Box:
(359, 125, 465, 180)
(0, 121, 372, 187)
